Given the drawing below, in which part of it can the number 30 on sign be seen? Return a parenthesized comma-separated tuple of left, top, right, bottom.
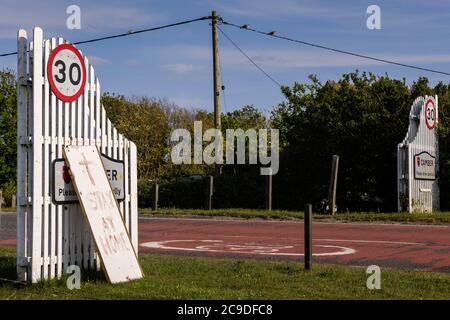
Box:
(48, 44, 87, 102)
(425, 99, 436, 130)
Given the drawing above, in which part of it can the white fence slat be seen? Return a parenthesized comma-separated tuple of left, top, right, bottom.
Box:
(68, 53, 76, 267)
(101, 106, 106, 154)
(124, 140, 130, 232)
(113, 126, 118, 159)
(118, 134, 125, 220)
(42, 39, 50, 279)
(83, 56, 89, 145)
(31, 27, 44, 283)
(130, 142, 138, 253)
(95, 79, 101, 147)
(82, 57, 90, 269)
(49, 37, 57, 279)
(27, 39, 34, 280)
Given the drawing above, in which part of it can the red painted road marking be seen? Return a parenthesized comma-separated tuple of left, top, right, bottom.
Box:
(138, 217, 450, 272)
(0, 239, 16, 246)
(3, 214, 450, 272)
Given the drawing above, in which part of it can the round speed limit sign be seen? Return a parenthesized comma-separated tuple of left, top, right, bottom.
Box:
(425, 99, 436, 130)
(47, 44, 86, 102)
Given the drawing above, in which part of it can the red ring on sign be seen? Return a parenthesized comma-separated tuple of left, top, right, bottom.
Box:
(425, 99, 436, 130)
(47, 43, 87, 103)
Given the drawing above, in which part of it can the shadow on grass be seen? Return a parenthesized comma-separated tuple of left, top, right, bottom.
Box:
(0, 255, 21, 288)
(0, 251, 107, 290)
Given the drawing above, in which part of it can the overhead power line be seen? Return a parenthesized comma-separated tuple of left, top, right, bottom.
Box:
(220, 19, 450, 77)
(218, 26, 282, 87)
(0, 51, 17, 58)
(0, 16, 211, 57)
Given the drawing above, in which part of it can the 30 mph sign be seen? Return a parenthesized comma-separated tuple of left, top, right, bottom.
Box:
(48, 44, 86, 102)
(425, 99, 436, 130)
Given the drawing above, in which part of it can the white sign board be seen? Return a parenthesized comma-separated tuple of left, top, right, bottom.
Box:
(63, 145, 143, 284)
(414, 152, 436, 180)
(397, 96, 439, 213)
(53, 154, 125, 204)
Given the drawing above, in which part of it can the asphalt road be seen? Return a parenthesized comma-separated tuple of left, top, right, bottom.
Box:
(2, 212, 450, 272)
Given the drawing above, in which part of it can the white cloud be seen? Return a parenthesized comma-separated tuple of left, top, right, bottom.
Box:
(169, 96, 209, 109)
(0, 0, 167, 39)
(125, 59, 139, 66)
(160, 63, 196, 74)
(210, 0, 358, 19)
(158, 44, 450, 70)
(82, 6, 167, 32)
(231, 50, 450, 69)
(87, 55, 111, 66)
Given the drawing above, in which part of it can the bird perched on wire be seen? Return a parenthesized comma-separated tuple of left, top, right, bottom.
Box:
(267, 31, 277, 36)
(240, 24, 250, 29)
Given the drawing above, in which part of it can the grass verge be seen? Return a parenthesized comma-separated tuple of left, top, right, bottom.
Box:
(1, 247, 450, 299)
(5, 207, 450, 224)
(139, 208, 450, 224)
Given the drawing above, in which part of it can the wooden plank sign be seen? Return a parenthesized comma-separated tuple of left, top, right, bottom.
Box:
(63, 145, 143, 283)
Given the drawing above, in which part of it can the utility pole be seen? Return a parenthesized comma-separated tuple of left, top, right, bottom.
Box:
(212, 10, 221, 176)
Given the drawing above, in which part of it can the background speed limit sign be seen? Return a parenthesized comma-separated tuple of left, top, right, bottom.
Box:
(425, 99, 436, 130)
(47, 44, 86, 102)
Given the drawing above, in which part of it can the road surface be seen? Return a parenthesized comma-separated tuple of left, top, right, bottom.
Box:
(2, 213, 450, 272)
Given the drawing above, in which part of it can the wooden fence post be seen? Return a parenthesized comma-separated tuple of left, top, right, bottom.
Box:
(265, 172, 272, 211)
(205, 176, 213, 210)
(328, 155, 339, 215)
(152, 183, 159, 211)
(0, 190, 2, 227)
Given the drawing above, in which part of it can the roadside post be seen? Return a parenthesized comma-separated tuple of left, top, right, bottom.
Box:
(304, 204, 312, 270)
(265, 170, 273, 211)
(0, 190, 3, 227)
(206, 175, 213, 210)
(328, 155, 339, 215)
(152, 183, 159, 211)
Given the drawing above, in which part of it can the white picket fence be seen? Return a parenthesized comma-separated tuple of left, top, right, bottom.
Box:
(16, 27, 138, 283)
(397, 95, 439, 213)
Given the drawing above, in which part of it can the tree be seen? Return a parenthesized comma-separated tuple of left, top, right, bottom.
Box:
(0, 69, 17, 204)
(271, 72, 433, 212)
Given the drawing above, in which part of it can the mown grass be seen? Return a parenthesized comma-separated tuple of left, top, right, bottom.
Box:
(1, 247, 450, 299)
(5, 207, 450, 224)
(139, 208, 450, 224)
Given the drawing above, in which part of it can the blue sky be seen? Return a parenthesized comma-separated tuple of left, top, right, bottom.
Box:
(1, 0, 450, 114)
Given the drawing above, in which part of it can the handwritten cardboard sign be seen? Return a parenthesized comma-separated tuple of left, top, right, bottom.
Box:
(63, 145, 143, 283)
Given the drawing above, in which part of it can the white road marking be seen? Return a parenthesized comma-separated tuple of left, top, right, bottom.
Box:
(223, 236, 429, 246)
(140, 240, 356, 257)
(221, 235, 427, 246)
(315, 238, 427, 246)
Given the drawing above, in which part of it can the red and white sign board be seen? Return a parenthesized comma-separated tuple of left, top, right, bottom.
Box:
(63, 145, 143, 283)
(425, 99, 436, 130)
(397, 95, 439, 213)
(48, 43, 87, 102)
